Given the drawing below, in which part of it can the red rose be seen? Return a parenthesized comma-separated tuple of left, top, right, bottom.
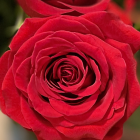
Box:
(0, 12, 140, 140)
(17, 0, 110, 17)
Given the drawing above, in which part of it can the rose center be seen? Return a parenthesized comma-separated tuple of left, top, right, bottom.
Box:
(45, 57, 82, 90)
(60, 65, 77, 82)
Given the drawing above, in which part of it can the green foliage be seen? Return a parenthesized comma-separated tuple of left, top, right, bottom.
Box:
(113, 0, 124, 8)
(0, 0, 25, 55)
(125, 107, 140, 130)
(134, 24, 140, 31)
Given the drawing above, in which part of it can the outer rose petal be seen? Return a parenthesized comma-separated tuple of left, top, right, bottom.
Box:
(9, 18, 52, 52)
(2, 68, 30, 129)
(35, 17, 91, 35)
(106, 39, 140, 118)
(55, 107, 125, 140)
(15, 57, 31, 93)
(64, 82, 114, 125)
(59, 0, 110, 14)
(0, 51, 11, 113)
(83, 11, 140, 53)
(12, 32, 53, 75)
(103, 125, 123, 140)
(28, 75, 63, 118)
(17, 0, 110, 17)
(49, 92, 99, 116)
(17, 0, 45, 17)
(21, 96, 68, 140)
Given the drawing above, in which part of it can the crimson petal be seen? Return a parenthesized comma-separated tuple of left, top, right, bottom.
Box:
(0, 51, 11, 113)
(64, 82, 114, 125)
(15, 57, 31, 94)
(2, 68, 30, 129)
(21, 96, 66, 140)
(83, 11, 140, 53)
(106, 39, 140, 117)
(49, 92, 99, 116)
(28, 75, 63, 118)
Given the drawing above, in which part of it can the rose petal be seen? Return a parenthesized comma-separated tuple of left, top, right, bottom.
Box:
(83, 11, 140, 53)
(47, 117, 75, 128)
(77, 35, 126, 102)
(66, 55, 85, 74)
(64, 82, 114, 125)
(39, 58, 65, 96)
(106, 39, 140, 117)
(28, 74, 63, 118)
(75, 17, 105, 39)
(32, 36, 75, 67)
(58, 66, 88, 92)
(103, 126, 123, 140)
(12, 32, 53, 76)
(21, 96, 66, 140)
(49, 92, 99, 116)
(9, 18, 50, 52)
(55, 106, 125, 140)
(46, 30, 82, 43)
(15, 57, 31, 94)
(52, 57, 82, 84)
(0, 51, 11, 113)
(17, 0, 46, 17)
(74, 40, 108, 92)
(35, 71, 62, 100)
(59, 0, 110, 13)
(35, 17, 90, 35)
(26, 0, 73, 16)
(62, 16, 105, 39)
(72, 59, 101, 97)
(2, 68, 30, 129)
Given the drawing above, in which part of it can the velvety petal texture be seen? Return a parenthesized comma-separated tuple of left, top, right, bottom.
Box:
(0, 11, 140, 140)
(17, 0, 110, 17)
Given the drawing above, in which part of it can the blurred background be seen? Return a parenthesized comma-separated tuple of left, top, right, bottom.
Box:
(0, 0, 140, 140)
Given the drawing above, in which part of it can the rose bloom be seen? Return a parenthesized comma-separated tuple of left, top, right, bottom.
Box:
(0, 12, 140, 140)
(17, 0, 110, 17)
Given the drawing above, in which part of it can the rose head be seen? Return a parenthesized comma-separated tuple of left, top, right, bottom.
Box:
(17, 0, 110, 17)
(0, 12, 140, 140)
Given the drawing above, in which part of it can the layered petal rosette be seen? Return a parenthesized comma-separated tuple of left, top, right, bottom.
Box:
(0, 12, 140, 140)
(17, 0, 110, 17)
